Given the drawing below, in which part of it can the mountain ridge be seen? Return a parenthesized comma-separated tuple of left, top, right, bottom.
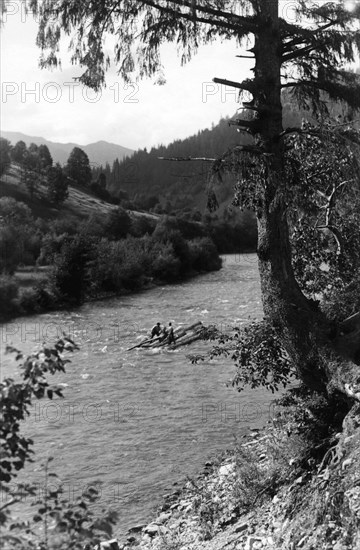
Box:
(0, 131, 134, 167)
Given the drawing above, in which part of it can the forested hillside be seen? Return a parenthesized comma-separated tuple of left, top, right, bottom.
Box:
(93, 91, 358, 217)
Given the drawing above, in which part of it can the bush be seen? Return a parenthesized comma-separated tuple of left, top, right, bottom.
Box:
(49, 235, 94, 305)
(49, 217, 80, 236)
(188, 237, 222, 272)
(150, 241, 181, 281)
(0, 226, 23, 274)
(130, 215, 156, 237)
(103, 206, 132, 239)
(321, 272, 360, 323)
(38, 232, 69, 265)
(18, 285, 55, 314)
(0, 275, 19, 319)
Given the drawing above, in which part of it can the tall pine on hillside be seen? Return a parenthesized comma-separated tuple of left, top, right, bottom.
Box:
(24, 0, 360, 398)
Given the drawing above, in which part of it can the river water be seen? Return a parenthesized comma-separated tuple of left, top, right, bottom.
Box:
(0, 254, 275, 539)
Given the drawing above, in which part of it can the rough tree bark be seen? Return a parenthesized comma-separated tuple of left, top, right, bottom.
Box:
(241, 3, 359, 398)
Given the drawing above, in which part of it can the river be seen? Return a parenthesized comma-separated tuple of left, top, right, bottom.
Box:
(0, 254, 275, 539)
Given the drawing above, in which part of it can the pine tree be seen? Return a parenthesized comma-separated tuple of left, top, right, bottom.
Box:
(28, 1, 360, 399)
(0, 138, 11, 176)
(46, 163, 69, 205)
(65, 147, 92, 187)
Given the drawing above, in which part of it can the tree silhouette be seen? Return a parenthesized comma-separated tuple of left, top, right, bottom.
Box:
(27, 1, 360, 398)
(66, 147, 92, 187)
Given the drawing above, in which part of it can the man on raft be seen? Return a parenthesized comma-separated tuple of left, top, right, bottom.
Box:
(150, 322, 162, 338)
(150, 322, 176, 344)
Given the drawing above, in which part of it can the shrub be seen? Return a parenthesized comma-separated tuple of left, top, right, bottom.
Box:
(0, 275, 19, 319)
(150, 241, 181, 281)
(1, 340, 118, 549)
(0, 226, 23, 274)
(130, 215, 156, 237)
(18, 285, 55, 314)
(188, 237, 222, 272)
(49, 235, 94, 305)
(103, 206, 132, 239)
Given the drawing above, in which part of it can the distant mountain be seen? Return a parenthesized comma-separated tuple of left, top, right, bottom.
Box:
(0, 131, 134, 167)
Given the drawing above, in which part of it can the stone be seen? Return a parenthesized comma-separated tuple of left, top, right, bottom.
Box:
(128, 525, 145, 534)
(244, 536, 263, 549)
(234, 522, 248, 533)
(143, 524, 159, 537)
(219, 464, 234, 477)
(341, 458, 353, 469)
(155, 512, 171, 524)
(97, 540, 120, 550)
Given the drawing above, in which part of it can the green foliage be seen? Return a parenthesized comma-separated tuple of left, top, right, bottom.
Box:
(0, 197, 34, 226)
(230, 322, 295, 393)
(49, 235, 94, 305)
(21, 159, 39, 200)
(148, 240, 181, 282)
(321, 273, 360, 323)
(103, 206, 132, 239)
(0, 275, 19, 319)
(66, 147, 92, 187)
(11, 141, 27, 164)
(283, 124, 360, 316)
(28, 1, 360, 110)
(0, 198, 38, 273)
(0, 226, 24, 274)
(205, 214, 257, 254)
(130, 215, 156, 237)
(0, 340, 118, 550)
(0, 137, 12, 176)
(1, 339, 74, 485)
(46, 163, 69, 205)
(38, 144, 53, 169)
(192, 321, 295, 393)
(188, 237, 222, 272)
(18, 285, 55, 314)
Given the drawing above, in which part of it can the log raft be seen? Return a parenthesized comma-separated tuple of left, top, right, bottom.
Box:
(127, 322, 205, 351)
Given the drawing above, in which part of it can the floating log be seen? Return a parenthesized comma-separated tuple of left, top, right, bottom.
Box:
(127, 322, 204, 351)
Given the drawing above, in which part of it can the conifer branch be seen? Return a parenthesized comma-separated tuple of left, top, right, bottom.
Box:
(141, 0, 256, 33)
(213, 77, 255, 93)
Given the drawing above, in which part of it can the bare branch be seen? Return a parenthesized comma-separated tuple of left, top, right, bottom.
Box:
(213, 77, 255, 93)
(158, 156, 217, 162)
(0, 498, 20, 512)
(315, 181, 350, 254)
(159, 144, 264, 166)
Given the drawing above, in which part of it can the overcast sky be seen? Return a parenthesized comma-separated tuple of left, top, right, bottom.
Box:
(1, 3, 255, 150)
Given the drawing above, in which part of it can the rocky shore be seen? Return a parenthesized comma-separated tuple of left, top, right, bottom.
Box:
(110, 402, 360, 550)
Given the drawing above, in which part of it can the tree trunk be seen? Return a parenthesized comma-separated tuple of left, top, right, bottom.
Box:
(252, 2, 330, 392)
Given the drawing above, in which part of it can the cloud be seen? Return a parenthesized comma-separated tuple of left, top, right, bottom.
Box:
(1, 9, 252, 149)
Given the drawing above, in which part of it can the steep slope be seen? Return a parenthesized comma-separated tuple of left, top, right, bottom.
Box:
(0, 164, 157, 222)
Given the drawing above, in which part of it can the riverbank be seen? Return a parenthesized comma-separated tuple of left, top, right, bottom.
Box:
(115, 393, 360, 550)
(0, 259, 221, 324)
